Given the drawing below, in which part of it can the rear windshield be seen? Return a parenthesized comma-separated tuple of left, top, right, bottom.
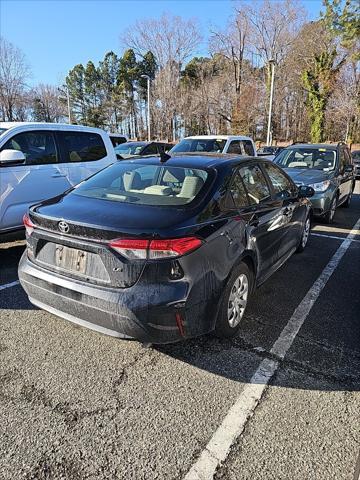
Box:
(72, 162, 210, 206)
(171, 138, 226, 154)
(275, 147, 337, 171)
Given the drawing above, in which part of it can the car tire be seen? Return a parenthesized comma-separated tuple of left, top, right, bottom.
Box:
(296, 214, 311, 253)
(214, 262, 253, 338)
(323, 195, 337, 224)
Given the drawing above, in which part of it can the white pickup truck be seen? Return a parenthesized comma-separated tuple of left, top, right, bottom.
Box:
(0, 122, 117, 233)
(170, 135, 257, 156)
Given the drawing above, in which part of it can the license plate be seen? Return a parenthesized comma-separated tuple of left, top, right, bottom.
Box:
(55, 245, 87, 274)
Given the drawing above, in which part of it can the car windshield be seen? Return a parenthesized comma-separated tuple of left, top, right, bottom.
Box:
(72, 162, 210, 207)
(275, 147, 337, 171)
(115, 142, 147, 155)
(171, 138, 226, 153)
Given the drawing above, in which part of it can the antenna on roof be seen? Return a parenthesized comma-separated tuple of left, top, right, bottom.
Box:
(158, 145, 171, 163)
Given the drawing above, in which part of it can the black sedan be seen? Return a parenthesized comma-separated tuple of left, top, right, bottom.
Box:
(114, 141, 174, 159)
(19, 154, 314, 344)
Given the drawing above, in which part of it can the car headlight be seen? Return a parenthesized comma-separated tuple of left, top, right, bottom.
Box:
(308, 180, 330, 192)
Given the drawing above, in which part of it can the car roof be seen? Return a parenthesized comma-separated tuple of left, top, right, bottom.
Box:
(284, 143, 337, 150)
(121, 153, 261, 169)
(183, 135, 253, 141)
(0, 121, 106, 135)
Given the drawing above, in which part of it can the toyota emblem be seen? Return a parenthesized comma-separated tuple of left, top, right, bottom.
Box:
(58, 221, 69, 233)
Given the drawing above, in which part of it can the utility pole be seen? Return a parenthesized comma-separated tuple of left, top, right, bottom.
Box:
(266, 59, 275, 146)
(63, 85, 72, 124)
(141, 75, 151, 141)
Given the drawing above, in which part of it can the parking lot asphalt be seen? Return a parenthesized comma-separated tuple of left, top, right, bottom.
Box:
(0, 182, 359, 480)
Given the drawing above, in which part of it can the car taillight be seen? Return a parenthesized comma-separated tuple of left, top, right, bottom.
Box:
(109, 239, 150, 260)
(109, 237, 202, 260)
(148, 238, 202, 259)
(23, 214, 35, 236)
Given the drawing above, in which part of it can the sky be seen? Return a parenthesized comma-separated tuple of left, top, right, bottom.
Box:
(1, 0, 324, 86)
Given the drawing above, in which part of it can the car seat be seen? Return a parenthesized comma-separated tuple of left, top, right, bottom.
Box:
(123, 171, 143, 191)
(177, 176, 204, 199)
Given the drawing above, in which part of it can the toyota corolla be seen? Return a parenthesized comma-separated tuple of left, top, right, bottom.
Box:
(19, 155, 314, 344)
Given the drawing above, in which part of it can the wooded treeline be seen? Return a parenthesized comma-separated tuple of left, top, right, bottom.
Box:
(0, 0, 359, 143)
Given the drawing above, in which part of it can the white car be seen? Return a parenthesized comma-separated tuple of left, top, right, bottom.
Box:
(108, 133, 128, 148)
(0, 122, 117, 234)
(170, 135, 257, 156)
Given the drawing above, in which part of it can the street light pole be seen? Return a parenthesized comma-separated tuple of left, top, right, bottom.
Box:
(65, 85, 71, 124)
(266, 59, 275, 146)
(141, 75, 151, 141)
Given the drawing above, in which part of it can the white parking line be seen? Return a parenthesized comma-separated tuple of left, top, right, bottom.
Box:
(0, 280, 20, 291)
(185, 216, 360, 480)
(311, 232, 360, 243)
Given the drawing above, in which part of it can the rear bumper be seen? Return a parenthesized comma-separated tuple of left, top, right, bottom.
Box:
(19, 252, 211, 344)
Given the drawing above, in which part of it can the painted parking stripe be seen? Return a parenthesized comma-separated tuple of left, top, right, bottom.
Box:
(0, 280, 20, 291)
(311, 232, 360, 243)
(185, 216, 360, 480)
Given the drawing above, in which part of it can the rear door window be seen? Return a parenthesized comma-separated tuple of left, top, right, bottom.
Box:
(239, 164, 271, 204)
(242, 140, 255, 156)
(227, 141, 242, 154)
(1, 130, 58, 166)
(263, 162, 297, 199)
(230, 171, 249, 208)
(57, 131, 106, 163)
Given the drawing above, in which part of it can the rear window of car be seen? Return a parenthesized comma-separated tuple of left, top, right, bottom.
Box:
(72, 162, 211, 207)
(275, 147, 337, 171)
(58, 131, 106, 162)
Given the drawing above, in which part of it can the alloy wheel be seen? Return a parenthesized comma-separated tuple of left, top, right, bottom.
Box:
(302, 217, 310, 248)
(227, 273, 249, 328)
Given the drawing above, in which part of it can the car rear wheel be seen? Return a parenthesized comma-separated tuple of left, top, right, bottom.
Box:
(214, 263, 253, 338)
(323, 196, 337, 224)
(296, 214, 311, 253)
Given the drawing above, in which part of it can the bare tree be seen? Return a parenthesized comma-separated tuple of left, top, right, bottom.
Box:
(0, 37, 30, 121)
(122, 14, 202, 68)
(246, 0, 306, 66)
(122, 14, 202, 140)
(30, 84, 66, 122)
(210, 5, 251, 98)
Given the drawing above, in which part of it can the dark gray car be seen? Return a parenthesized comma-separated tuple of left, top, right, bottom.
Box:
(351, 150, 360, 178)
(275, 143, 355, 223)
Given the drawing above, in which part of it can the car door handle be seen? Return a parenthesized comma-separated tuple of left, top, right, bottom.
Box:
(51, 173, 67, 178)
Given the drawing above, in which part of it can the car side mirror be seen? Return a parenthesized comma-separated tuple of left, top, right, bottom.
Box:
(0, 149, 26, 166)
(298, 185, 315, 198)
(344, 164, 354, 173)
